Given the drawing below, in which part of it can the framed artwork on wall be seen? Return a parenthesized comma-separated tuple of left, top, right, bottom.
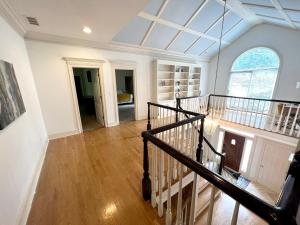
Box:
(0, 60, 26, 130)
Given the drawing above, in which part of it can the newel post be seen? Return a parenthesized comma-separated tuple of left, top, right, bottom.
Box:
(147, 103, 151, 131)
(176, 98, 180, 122)
(142, 135, 151, 200)
(207, 94, 211, 115)
(196, 118, 205, 163)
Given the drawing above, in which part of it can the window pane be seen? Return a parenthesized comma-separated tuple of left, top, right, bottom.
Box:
(248, 69, 277, 99)
(228, 72, 251, 97)
(232, 47, 280, 72)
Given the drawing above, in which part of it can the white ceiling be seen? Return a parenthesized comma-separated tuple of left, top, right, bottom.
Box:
(1, 0, 300, 60)
(2, 0, 149, 44)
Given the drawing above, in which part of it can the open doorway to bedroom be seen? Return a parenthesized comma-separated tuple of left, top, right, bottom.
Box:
(73, 68, 105, 131)
(115, 69, 135, 122)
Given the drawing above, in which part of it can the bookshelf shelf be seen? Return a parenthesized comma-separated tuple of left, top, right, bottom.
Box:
(154, 60, 202, 104)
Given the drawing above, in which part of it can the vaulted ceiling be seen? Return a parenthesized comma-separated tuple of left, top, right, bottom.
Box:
(113, 0, 300, 59)
(2, 0, 300, 61)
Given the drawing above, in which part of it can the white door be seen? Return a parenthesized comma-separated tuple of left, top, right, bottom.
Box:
(257, 139, 294, 193)
(93, 70, 105, 126)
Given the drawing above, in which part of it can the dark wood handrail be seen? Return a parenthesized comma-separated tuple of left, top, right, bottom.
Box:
(147, 114, 205, 135)
(176, 94, 300, 105)
(142, 130, 299, 225)
(176, 100, 225, 174)
(147, 102, 200, 116)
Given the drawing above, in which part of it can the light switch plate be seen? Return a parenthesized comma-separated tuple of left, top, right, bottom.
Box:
(296, 82, 300, 89)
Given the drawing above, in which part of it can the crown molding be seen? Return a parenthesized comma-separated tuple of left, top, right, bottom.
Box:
(25, 31, 209, 63)
(0, 0, 26, 36)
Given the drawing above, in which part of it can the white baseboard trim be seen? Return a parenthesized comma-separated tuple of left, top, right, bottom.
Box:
(18, 139, 49, 225)
(107, 121, 119, 127)
(49, 130, 79, 140)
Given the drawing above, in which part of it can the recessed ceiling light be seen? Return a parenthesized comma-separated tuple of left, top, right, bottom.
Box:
(82, 26, 92, 34)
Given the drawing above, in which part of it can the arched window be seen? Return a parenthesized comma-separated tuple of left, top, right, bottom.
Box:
(228, 47, 280, 99)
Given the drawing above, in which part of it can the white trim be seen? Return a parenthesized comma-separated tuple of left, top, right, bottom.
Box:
(214, 0, 262, 25)
(18, 139, 49, 225)
(111, 61, 138, 123)
(107, 121, 119, 127)
(141, 0, 170, 46)
(165, 0, 209, 50)
(0, 0, 26, 36)
(64, 58, 108, 133)
(138, 11, 230, 44)
(184, 10, 231, 54)
(111, 41, 207, 62)
(270, 0, 296, 29)
(48, 130, 79, 140)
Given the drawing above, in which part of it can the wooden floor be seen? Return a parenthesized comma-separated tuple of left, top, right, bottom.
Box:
(27, 120, 267, 225)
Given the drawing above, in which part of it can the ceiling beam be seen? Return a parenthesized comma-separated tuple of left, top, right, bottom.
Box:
(165, 0, 210, 50)
(198, 18, 243, 56)
(140, 0, 170, 46)
(270, 0, 296, 29)
(138, 11, 230, 44)
(256, 13, 300, 25)
(184, 9, 230, 53)
(214, 0, 262, 25)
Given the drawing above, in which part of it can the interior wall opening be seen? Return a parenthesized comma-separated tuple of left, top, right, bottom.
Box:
(115, 69, 135, 122)
(73, 67, 105, 131)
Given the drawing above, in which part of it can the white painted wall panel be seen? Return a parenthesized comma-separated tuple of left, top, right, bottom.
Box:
(207, 24, 300, 101)
(0, 15, 47, 225)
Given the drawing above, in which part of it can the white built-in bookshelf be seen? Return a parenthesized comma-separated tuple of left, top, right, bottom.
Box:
(154, 60, 202, 104)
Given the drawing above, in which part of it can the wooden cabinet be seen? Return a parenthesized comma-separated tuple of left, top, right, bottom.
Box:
(257, 139, 295, 193)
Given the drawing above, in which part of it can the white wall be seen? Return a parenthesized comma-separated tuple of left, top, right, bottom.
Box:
(26, 40, 208, 137)
(207, 24, 300, 101)
(0, 16, 47, 225)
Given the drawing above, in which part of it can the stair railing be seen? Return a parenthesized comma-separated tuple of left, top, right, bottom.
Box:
(143, 108, 205, 225)
(177, 94, 300, 138)
(142, 116, 300, 224)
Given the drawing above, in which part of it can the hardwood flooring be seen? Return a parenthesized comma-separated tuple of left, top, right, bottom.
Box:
(27, 120, 267, 225)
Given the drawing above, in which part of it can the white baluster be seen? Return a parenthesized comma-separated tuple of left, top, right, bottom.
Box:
(269, 102, 278, 132)
(173, 126, 179, 180)
(230, 98, 235, 122)
(158, 147, 164, 217)
(254, 100, 262, 128)
(259, 101, 267, 129)
(282, 104, 293, 134)
(244, 99, 250, 125)
(166, 154, 172, 225)
(235, 98, 240, 123)
(207, 186, 217, 225)
(183, 124, 188, 172)
(231, 202, 240, 225)
(176, 162, 183, 225)
(290, 105, 300, 136)
(188, 173, 199, 225)
(276, 103, 285, 132)
(249, 100, 256, 126)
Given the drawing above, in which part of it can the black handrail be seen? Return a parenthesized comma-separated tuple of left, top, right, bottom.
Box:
(176, 98, 225, 174)
(209, 94, 300, 105)
(142, 126, 300, 225)
(177, 94, 300, 105)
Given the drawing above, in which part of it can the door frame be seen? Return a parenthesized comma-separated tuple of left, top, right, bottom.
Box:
(111, 61, 138, 125)
(218, 126, 255, 177)
(63, 57, 108, 133)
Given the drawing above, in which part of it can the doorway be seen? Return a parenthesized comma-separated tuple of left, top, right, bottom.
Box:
(222, 131, 245, 172)
(115, 69, 135, 122)
(73, 68, 105, 131)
